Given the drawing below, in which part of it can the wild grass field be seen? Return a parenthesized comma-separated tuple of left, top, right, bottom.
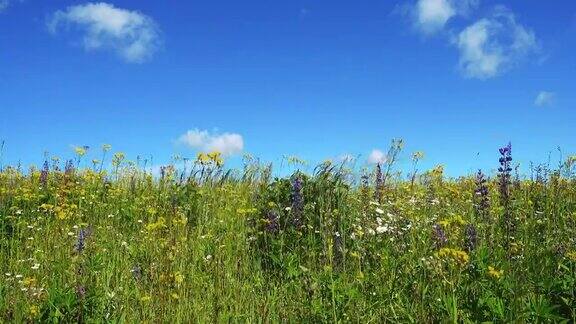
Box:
(1, 141, 575, 322)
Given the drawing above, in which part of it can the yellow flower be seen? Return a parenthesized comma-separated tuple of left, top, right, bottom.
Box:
(412, 151, 425, 161)
(237, 207, 258, 215)
(174, 272, 184, 284)
(488, 266, 504, 279)
(431, 164, 444, 176)
(146, 217, 166, 231)
(73, 146, 87, 157)
(509, 242, 521, 255)
(196, 153, 211, 165)
(28, 305, 39, 318)
(39, 203, 54, 212)
(22, 277, 37, 287)
(566, 251, 576, 262)
(171, 293, 180, 300)
(112, 152, 125, 167)
(208, 151, 224, 166)
(436, 248, 469, 265)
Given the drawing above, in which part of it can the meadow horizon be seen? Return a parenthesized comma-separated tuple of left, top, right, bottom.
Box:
(1, 0, 575, 322)
(0, 140, 573, 180)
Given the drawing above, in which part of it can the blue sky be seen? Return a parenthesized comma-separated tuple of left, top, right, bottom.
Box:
(0, 0, 575, 176)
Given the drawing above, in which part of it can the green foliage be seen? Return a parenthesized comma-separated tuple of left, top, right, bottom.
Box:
(0, 151, 575, 322)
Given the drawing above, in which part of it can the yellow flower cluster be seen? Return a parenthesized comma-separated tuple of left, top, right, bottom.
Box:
(438, 215, 466, 228)
(74, 146, 88, 157)
(431, 164, 444, 177)
(436, 247, 469, 265)
(28, 305, 40, 318)
(40, 203, 78, 220)
(197, 151, 224, 167)
(146, 217, 167, 232)
(488, 266, 504, 279)
(412, 151, 425, 161)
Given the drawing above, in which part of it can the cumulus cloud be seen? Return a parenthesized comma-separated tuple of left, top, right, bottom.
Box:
(48, 2, 161, 63)
(405, 0, 478, 35)
(455, 7, 538, 79)
(178, 129, 244, 156)
(368, 149, 387, 164)
(534, 91, 555, 107)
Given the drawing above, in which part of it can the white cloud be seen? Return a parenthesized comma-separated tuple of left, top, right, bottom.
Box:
(48, 2, 161, 63)
(455, 7, 538, 79)
(178, 129, 244, 156)
(408, 0, 478, 35)
(368, 149, 387, 164)
(534, 91, 555, 107)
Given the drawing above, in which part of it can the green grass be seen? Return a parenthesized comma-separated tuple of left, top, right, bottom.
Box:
(1, 149, 575, 322)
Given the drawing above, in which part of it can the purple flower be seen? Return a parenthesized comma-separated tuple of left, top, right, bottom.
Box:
(291, 175, 304, 228)
(65, 159, 75, 176)
(265, 210, 280, 234)
(74, 227, 92, 254)
(40, 160, 49, 187)
(432, 223, 448, 249)
(474, 169, 489, 219)
(465, 224, 477, 252)
(498, 142, 515, 252)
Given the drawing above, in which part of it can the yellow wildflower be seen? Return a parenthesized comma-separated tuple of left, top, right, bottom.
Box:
(488, 266, 504, 279)
(28, 305, 39, 318)
(22, 277, 37, 287)
(73, 146, 87, 157)
(436, 248, 469, 265)
(146, 217, 166, 231)
(174, 272, 184, 284)
(196, 153, 211, 165)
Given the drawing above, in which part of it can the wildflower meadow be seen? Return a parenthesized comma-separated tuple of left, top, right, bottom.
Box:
(1, 142, 575, 322)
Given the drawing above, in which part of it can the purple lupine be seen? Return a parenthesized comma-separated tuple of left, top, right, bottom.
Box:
(361, 173, 370, 214)
(291, 175, 304, 228)
(74, 227, 92, 254)
(74, 229, 87, 253)
(432, 223, 448, 249)
(374, 163, 383, 203)
(498, 143, 513, 195)
(464, 224, 477, 252)
(498, 143, 515, 250)
(65, 159, 75, 176)
(40, 160, 49, 187)
(265, 210, 280, 234)
(474, 169, 489, 220)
